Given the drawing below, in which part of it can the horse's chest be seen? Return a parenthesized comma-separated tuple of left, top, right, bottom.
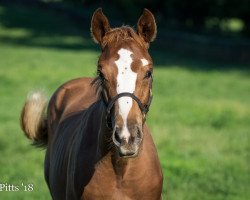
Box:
(83, 185, 133, 200)
(81, 164, 159, 200)
(83, 178, 147, 200)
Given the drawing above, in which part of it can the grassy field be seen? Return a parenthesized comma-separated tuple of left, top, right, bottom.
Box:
(0, 4, 249, 200)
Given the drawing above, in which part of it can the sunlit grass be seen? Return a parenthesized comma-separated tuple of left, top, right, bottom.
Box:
(149, 67, 250, 199)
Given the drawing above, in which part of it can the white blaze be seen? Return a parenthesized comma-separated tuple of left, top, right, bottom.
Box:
(115, 48, 137, 140)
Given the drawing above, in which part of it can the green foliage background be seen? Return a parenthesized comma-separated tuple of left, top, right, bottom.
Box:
(0, 3, 249, 200)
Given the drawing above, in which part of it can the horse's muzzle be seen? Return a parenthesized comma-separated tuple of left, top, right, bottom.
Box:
(112, 125, 143, 158)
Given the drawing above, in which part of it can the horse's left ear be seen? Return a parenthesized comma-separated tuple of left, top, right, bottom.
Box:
(137, 9, 157, 44)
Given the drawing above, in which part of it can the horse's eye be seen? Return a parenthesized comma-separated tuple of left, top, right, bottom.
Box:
(145, 70, 152, 79)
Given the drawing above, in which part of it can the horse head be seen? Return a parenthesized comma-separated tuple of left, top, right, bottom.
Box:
(91, 8, 156, 158)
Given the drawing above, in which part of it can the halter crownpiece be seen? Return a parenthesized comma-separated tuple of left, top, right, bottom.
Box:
(101, 91, 153, 129)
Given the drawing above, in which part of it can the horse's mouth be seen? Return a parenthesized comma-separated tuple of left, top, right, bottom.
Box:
(118, 150, 139, 158)
(117, 145, 140, 158)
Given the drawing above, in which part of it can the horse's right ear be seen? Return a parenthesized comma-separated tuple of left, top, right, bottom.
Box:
(91, 8, 111, 45)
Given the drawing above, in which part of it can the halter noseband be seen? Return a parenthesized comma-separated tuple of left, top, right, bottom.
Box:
(101, 92, 153, 129)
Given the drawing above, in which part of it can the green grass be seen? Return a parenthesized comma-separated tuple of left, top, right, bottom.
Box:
(0, 4, 249, 200)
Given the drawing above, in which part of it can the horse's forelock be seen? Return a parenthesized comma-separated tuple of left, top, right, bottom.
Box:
(102, 26, 147, 49)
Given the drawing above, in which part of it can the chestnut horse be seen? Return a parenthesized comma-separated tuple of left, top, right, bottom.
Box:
(21, 8, 163, 200)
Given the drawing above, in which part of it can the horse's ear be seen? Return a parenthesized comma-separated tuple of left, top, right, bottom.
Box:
(137, 9, 157, 44)
(91, 8, 111, 44)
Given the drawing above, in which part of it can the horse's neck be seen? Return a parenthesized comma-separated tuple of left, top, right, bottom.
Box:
(111, 155, 132, 178)
(89, 100, 112, 157)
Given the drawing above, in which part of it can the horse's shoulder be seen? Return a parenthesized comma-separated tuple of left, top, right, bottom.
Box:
(54, 77, 94, 95)
(47, 77, 97, 127)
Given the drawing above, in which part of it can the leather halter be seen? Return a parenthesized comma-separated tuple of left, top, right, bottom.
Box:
(101, 92, 153, 129)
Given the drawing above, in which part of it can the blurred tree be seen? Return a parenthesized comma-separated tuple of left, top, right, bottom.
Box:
(51, 0, 250, 36)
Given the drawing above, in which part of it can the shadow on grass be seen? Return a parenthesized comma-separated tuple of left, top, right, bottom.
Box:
(0, 3, 97, 51)
(0, 2, 249, 72)
(150, 49, 250, 72)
